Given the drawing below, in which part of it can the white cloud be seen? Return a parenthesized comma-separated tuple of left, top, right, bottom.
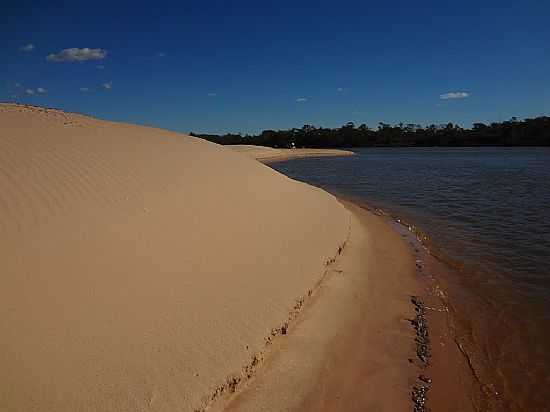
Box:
(207, 92, 217, 97)
(156, 52, 165, 57)
(336, 87, 344, 92)
(102, 81, 112, 90)
(46, 48, 107, 62)
(23, 88, 46, 95)
(19, 44, 35, 52)
(296, 97, 308, 102)
(96, 64, 105, 70)
(80, 87, 90, 92)
(440, 92, 470, 100)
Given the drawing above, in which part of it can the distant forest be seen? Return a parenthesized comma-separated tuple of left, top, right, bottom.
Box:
(191, 116, 550, 148)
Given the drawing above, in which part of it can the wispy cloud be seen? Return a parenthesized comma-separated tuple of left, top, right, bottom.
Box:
(156, 52, 165, 57)
(80, 87, 90, 92)
(96, 64, 105, 70)
(440, 91, 470, 100)
(14, 82, 21, 88)
(19, 44, 35, 52)
(336, 87, 344, 92)
(47, 48, 107, 62)
(296, 97, 308, 102)
(23, 88, 46, 95)
(207, 92, 217, 97)
(102, 81, 112, 90)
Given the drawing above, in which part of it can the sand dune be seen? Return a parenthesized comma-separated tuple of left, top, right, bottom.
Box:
(229, 144, 354, 163)
(0, 104, 350, 411)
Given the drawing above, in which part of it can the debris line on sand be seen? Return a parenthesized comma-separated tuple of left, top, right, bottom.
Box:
(410, 296, 432, 411)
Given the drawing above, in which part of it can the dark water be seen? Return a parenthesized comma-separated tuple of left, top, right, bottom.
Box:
(271, 147, 550, 411)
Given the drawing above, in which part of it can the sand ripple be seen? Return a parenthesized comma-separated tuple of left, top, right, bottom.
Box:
(0, 104, 350, 412)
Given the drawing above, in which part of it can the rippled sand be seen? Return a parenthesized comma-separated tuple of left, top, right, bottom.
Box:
(0, 104, 350, 411)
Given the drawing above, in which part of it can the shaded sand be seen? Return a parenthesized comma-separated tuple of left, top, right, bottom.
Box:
(229, 144, 354, 163)
(0, 104, 350, 412)
(218, 201, 421, 412)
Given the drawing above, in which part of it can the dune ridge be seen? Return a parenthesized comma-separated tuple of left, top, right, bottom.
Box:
(0, 104, 350, 411)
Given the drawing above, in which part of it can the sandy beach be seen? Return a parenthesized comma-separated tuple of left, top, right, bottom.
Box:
(229, 144, 354, 163)
(220, 201, 421, 412)
(2, 104, 423, 411)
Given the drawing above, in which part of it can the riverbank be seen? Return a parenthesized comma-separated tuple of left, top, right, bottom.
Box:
(234, 150, 479, 411)
(269, 147, 550, 411)
(218, 200, 422, 411)
(364, 203, 480, 412)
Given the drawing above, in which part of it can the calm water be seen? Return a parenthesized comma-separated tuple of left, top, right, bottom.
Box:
(271, 147, 550, 411)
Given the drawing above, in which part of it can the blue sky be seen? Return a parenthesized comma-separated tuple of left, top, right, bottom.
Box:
(2, 0, 550, 134)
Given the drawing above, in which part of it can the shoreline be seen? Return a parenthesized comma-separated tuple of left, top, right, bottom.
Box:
(156, 141, 479, 411)
(228, 144, 354, 162)
(213, 193, 480, 412)
(217, 200, 422, 411)
(356, 201, 481, 411)
(241, 146, 481, 411)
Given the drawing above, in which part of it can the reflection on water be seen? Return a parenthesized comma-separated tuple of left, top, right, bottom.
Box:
(271, 147, 550, 411)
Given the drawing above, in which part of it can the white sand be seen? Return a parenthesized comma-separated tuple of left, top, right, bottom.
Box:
(0, 104, 350, 412)
(229, 145, 354, 162)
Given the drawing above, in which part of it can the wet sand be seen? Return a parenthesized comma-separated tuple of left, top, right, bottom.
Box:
(387, 212, 480, 412)
(217, 201, 421, 411)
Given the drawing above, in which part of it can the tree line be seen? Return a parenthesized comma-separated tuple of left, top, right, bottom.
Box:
(190, 116, 550, 148)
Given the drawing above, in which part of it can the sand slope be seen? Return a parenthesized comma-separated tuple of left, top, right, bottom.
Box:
(229, 145, 354, 163)
(0, 104, 349, 411)
(220, 202, 419, 412)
